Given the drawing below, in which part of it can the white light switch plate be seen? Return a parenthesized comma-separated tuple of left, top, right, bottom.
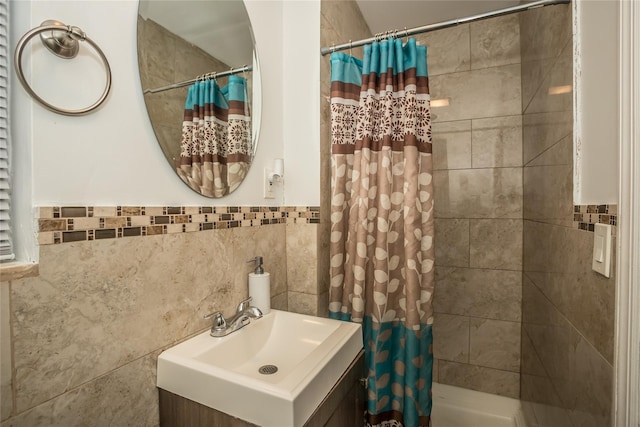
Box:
(592, 223, 612, 277)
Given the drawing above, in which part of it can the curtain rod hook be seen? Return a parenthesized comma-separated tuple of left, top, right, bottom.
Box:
(405, 27, 409, 38)
(349, 39, 352, 56)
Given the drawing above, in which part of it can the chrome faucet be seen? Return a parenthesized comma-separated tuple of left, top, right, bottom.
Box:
(204, 297, 263, 337)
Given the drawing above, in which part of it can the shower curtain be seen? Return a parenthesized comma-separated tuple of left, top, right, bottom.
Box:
(328, 38, 435, 427)
(178, 75, 251, 197)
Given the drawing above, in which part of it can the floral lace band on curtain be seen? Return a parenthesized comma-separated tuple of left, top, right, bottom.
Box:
(178, 75, 251, 198)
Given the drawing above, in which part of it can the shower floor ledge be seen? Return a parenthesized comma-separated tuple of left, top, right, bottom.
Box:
(431, 382, 526, 427)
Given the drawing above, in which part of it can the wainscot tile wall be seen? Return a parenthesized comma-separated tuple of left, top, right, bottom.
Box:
(1, 206, 322, 426)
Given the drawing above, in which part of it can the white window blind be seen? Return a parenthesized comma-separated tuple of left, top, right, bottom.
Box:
(0, 0, 13, 262)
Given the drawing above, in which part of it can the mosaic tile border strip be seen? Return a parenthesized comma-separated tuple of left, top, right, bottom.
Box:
(573, 204, 617, 233)
(37, 206, 320, 246)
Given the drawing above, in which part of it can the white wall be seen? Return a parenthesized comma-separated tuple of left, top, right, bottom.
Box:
(574, 0, 619, 204)
(281, 0, 321, 205)
(10, 0, 321, 260)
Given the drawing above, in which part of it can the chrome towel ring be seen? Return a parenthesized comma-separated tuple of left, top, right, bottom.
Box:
(14, 20, 112, 116)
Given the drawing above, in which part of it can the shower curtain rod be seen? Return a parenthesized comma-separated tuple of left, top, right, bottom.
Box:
(320, 0, 570, 56)
(143, 65, 252, 94)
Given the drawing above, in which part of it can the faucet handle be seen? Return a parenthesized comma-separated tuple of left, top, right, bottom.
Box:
(204, 311, 226, 330)
(236, 297, 253, 313)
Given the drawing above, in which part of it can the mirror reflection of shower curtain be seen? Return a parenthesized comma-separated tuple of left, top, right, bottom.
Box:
(178, 76, 251, 197)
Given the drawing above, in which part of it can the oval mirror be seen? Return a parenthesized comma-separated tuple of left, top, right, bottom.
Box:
(137, 0, 260, 197)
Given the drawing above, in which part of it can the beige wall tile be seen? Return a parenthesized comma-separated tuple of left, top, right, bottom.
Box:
(288, 291, 319, 316)
(414, 25, 470, 76)
(9, 224, 289, 414)
(521, 327, 546, 377)
(521, 374, 571, 422)
(317, 220, 331, 297)
(286, 223, 319, 294)
(523, 222, 615, 363)
(434, 219, 469, 267)
(317, 292, 329, 318)
(37, 231, 54, 245)
(527, 133, 573, 168)
(145, 207, 164, 216)
(271, 291, 288, 312)
(3, 351, 159, 426)
(173, 37, 229, 83)
(470, 15, 520, 70)
(233, 225, 288, 301)
(523, 164, 573, 225)
(137, 17, 176, 83)
(523, 39, 573, 116)
(432, 121, 472, 170)
(567, 336, 612, 427)
(519, 4, 572, 65)
(430, 64, 521, 123)
(321, 0, 371, 49)
(522, 294, 612, 427)
(434, 168, 523, 219)
(434, 267, 522, 322)
(471, 115, 523, 168)
(523, 111, 572, 165)
(520, 56, 553, 113)
(469, 318, 520, 372)
(519, 4, 572, 108)
(438, 360, 520, 398)
(11, 232, 232, 411)
(320, 14, 339, 58)
(1, 283, 11, 421)
(130, 215, 151, 227)
(521, 274, 563, 328)
(470, 219, 523, 270)
(72, 217, 101, 231)
(433, 313, 469, 363)
(37, 207, 54, 219)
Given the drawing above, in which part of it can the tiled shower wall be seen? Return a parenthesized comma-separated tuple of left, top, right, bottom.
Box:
(318, 1, 616, 410)
(423, 15, 523, 397)
(519, 4, 615, 427)
(0, 207, 319, 425)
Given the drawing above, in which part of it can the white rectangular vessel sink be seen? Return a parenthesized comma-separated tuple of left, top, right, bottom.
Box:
(157, 309, 362, 427)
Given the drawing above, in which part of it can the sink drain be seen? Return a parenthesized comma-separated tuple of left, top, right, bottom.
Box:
(258, 364, 278, 375)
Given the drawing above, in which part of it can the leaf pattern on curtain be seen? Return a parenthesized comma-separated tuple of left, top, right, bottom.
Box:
(329, 38, 435, 427)
(178, 75, 251, 197)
